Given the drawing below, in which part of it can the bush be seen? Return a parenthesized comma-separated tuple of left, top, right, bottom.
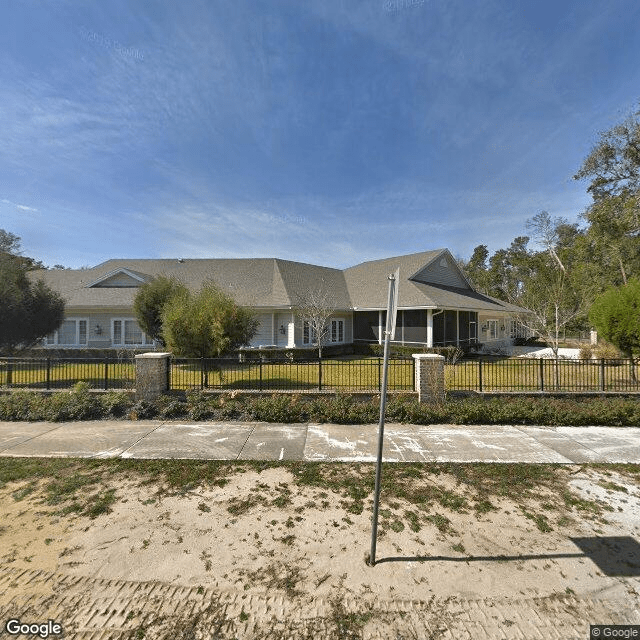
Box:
(579, 345, 594, 360)
(42, 382, 102, 421)
(353, 342, 467, 362)
(155, 394, 187, 419)
(594, 342, 624, 360)
(248, 394, 305, 422)
(100, 391, 133, 418)
(0, 390, 41, 420)
(128, 400, 157, 420)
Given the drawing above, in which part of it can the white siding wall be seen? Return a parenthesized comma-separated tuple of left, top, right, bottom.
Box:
(250, 313, 275, 347)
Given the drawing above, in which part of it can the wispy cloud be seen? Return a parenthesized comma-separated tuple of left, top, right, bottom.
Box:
(1, 198, 38, 213)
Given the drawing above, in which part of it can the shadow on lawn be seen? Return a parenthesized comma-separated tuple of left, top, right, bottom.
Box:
(375, 536, 640, 577)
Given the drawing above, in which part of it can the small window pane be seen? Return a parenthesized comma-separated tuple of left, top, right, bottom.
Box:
(113, 320, 122, 345)
(124, 320, 143, 345)
(58, 320, 77, 345)
(78, 320, 87, 345)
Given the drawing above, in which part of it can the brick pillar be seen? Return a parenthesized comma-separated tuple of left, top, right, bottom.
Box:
(135, 352, 171, 401)
(412, 354, 445, 403)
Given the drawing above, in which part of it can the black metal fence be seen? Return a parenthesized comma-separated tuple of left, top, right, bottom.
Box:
(447, 358, 640, 392)
(2, 355, 639, 394)
(0, 358, 135, 390)
(169, 357, 416, 392)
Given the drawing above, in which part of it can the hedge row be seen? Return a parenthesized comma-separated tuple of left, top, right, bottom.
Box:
(1, 384, 639, 426)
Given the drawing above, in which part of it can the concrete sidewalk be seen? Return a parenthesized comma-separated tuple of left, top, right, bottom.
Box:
(0, 420, 639, 462)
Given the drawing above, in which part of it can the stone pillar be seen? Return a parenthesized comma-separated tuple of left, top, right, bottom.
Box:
(135, 352, 171, 401)
(412, 353, 445, 403)
(590, 330, 598, 346)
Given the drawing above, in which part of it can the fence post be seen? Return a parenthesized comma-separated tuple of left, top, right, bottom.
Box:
(318, 357, 322, 391)
(378, 357, 382, 392)
(478, 359, 483, 393)
(259, 359, 263, 391)
(599, 358, 605, 392)
(412, 354, 445, 403)
(538, 358, 544, 392)
(104, 360, 109, 391)
(200, 358, 205, 390)
(134, 353, 171, 401)
(46, 358, 51, 391)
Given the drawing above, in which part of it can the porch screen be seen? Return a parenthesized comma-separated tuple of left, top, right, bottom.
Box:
(354, 311, 380, 342)
(402, 310, 427, 343)
(444, 311, 457, 346)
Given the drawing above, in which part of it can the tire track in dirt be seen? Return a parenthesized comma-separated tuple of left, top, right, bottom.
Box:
(1, 567, 639, 639)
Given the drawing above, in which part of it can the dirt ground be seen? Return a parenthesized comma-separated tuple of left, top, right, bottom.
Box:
(1, 462, 640, 639)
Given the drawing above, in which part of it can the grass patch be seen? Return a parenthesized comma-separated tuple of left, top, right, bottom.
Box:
(1, 458, 636, 540)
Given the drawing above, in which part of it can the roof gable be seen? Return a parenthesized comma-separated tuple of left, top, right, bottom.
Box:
(87, 268, 150, 288)
(409, 250, 471, 289)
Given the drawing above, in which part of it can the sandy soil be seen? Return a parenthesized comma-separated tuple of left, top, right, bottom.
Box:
(1, 463, 639, 637)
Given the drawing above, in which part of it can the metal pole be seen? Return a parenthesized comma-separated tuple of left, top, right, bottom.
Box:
(369, 274, 396, 567)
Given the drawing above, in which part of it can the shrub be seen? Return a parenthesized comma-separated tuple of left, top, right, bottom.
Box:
(579, 345, 594, 360)
(185, 389, 216, 420)
(100, 391, 133, 418)
(594, 342, 624, 360)
(248, 395, 304, 423)
(0, 390, 40, 420)
(155, 394, 187, 419)
(43, 382, 102, 421)
(128, 400, 157, 420)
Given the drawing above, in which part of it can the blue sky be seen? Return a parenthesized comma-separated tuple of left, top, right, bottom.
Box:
(1, 0, 639, 269)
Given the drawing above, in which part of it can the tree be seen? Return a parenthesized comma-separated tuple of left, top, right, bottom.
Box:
(161, 283, 258, 358)
(513, 215, 595, 364)
(460, 245, 491, 293)
(0, 229, 21, 254)
(573, 107, 640, 199)
(589, 278, 640, 381)
(133, 276, 188, 346)
(581, 192, 640, 286)
(294, 284, 337, 358)
(574, 108, 640, 285)
(0, 251, 65, 355)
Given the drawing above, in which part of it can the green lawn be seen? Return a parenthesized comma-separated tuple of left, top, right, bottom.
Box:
(447, 358, 640, 392)
(0, 359, 135, 390)
(2, 356, 638, 393)
(169, 358, 415, 391)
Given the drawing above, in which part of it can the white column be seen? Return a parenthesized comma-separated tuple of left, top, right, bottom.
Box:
(288, 312, 295, 348)
(378, 310, 383, 345)
(426, 309, 433, 347)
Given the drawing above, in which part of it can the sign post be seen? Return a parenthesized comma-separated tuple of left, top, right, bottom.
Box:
(368, 269, 399, 566)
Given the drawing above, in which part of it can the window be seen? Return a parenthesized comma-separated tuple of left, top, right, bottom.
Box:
(112, 318, 154, 346)
(487, 320, 498, 340)
(45, 319, 88, 346)
(303, 321, 317, 345)
(330, 319, 344, 343)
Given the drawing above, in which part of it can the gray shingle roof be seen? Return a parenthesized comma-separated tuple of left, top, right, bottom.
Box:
(31, 251, 525, 314)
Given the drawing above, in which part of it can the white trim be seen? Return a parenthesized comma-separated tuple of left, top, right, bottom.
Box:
(45, 317, 89, 347)
(330, 318, 345, 343)
(111, 317, 154, 347)
(86, 268, 147, 288)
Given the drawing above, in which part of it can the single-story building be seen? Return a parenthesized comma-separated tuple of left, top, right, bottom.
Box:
(33, 249, 527, 351)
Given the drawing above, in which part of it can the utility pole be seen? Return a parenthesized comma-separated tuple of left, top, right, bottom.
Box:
(369, 269, 399, 567)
